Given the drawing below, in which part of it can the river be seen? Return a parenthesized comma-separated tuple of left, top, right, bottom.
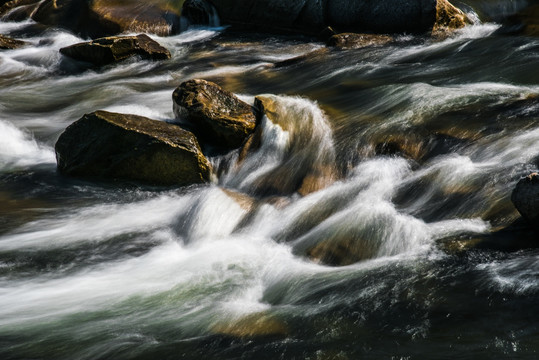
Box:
(1, 1, 538, 359)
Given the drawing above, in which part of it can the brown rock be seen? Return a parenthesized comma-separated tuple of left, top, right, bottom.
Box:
(432, 0, 471, 37)
(32, 0, 181, 38)
(173, 79, 257, 150)
(0, 34, 26, 49)
(327, 33, 394, 50)
(55, 110, 211, 186)
(511, 173, 539, 227)
(306, 234, 377, 266)
(59, 34, 171, 66)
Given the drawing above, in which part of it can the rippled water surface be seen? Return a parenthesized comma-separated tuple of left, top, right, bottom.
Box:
(1, 3, 539, 359)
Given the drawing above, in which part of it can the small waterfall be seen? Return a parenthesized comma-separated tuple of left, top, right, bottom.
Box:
(222, 95, 337, 197)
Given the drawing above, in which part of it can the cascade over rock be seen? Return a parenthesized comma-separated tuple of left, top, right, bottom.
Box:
(55, 111, 211, 186)
(59, 34, 171, 66)
(173, 79, 257, 150)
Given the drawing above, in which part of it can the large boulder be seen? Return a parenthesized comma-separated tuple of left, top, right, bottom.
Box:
(190, 0, 469, 35)
(32, 0, 181, 38)
(172, 79, 257, 150)
(0, 34, 26, 49)
(55, 111, 211, 186)
(511, 173, 539, 227)
(59, 34, 171, 66)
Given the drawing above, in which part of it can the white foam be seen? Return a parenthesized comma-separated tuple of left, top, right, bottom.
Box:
(0, 120, 55, 170)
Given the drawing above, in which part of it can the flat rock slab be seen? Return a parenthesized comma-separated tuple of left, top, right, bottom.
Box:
(55, 111, 211, 186)
(173, 79, 257, 150)
(0, 34, 27, 49)
(59, 34, 171, 66)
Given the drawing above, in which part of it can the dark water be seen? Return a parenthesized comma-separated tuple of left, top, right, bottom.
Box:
(1, 2, 539, 359)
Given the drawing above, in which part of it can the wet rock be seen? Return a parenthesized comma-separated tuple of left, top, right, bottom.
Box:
(432, 0, 471, 37)
(59, 34, 171, 66)
(55, 111, 211, 186)
(0, 0, 39, 19)
(0, 34, 26, 49)
(511, 173, 539, 227)
(32, 0, 181, 38)
(173, 79, 257, 150)
(305, 235, 377, 266)
(327, 33, 394, 50)
(212, 312, 288, 338)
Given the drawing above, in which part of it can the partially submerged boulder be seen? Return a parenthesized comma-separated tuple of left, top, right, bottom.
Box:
(173, 79, 257, 150)
(0, 34, 26, 49)
(59, 34, 171, 66)
(432, 0, 472, 37)
(32, 0, 181, 38)
(511, 173, 539, 228)
(55, 111, 211, 186)
(0, 0, 40, 20)
(327, 33, 394, 50)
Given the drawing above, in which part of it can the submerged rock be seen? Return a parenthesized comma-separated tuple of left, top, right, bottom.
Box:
(173, 79, 257, 150)
(55, 111, 211, 186)
(0, 34, 26, 49)
(59, 34, 171, 66)
(305, 235, 377, 266)
(32, 0, 181, 38)
(511, 173, 539, 228)
(212, 312, 288, 338)
(327, 33, 394, 50)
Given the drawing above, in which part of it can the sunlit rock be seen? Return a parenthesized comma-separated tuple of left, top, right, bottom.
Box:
(327, 33, 394, 50)
(212, 312, 288, 338)
(32, 0, 181, 38)
(55, 111, 211, 186)
(173, 79, 257, 150)
(432, 0, 472, 38)
(59, 34, 170, 66)
(511, 173, 539, 227)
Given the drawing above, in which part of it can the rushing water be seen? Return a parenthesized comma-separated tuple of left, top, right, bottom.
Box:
(1, 2, 539, 359)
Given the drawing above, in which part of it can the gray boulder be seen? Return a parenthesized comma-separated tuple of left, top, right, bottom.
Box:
(55, 111, 211, 186)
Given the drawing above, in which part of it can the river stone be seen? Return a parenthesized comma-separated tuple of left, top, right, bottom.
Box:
(511, 173, 539, 227)
(0, 0, 39, 19)
(55, 111, 211, 186)
(59, 34, 171, 66)
(32, 0, 181, 38)
(0, 34, 26, 49)
(327, 33, 394, 50)
(172, 79, 257, 150)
